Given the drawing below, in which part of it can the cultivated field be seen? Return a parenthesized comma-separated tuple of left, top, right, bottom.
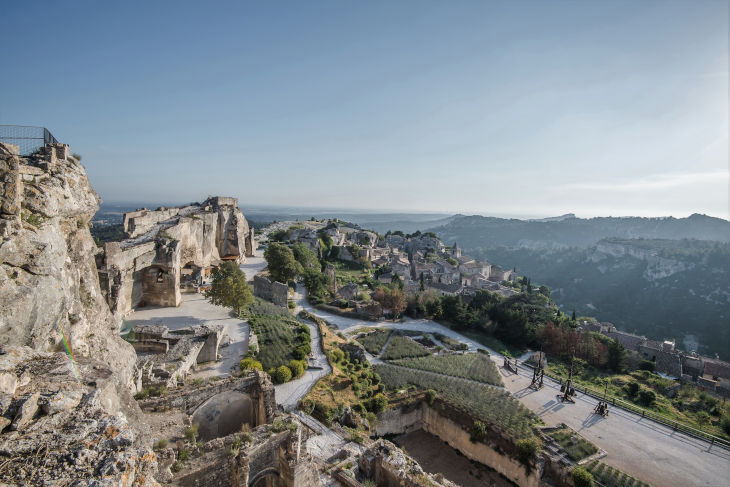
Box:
(355, 329, 392, 355)
(391, 353, 503, 386)
(374, 364, 538, 439)
(380, 335, 430, 360)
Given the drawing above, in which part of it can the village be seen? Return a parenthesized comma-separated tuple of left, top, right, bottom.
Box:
(265, 218, 519, 297)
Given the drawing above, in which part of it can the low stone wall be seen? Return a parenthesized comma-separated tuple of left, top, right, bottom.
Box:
(377, 399, 540, 487)
(254, 275, 288, 307)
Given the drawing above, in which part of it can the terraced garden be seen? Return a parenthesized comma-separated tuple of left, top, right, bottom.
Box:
(374, 364, 538, 439)
(390, 353, 503, 386)
(546, 427, 598, 462)
(355, 329, 392, 355)
(380, 335, 430, 360)
(584, 460, 651, 487)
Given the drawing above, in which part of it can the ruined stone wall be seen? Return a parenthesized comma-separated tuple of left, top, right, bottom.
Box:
(254, 275, 289, 307)
(0, 142, 137, 389)
(138, 371, 276, 425)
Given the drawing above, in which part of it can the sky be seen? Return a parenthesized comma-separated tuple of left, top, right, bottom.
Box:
(2, 0, 728, 220)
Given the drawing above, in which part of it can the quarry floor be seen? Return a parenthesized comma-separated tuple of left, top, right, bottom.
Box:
(396, 429, 514, 487)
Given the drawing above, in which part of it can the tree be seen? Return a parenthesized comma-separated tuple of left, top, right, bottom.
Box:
(388, 287, 407, 319)
(571, 309, 576, 321)
(264, 243, 302, 283)
(606, 340, 625, 372)
(369, 393, 388, 413)
(538, 285, 550, 298)
(425, 389, 437, 405)
(271, 365, 292, 384)
(301, 268, 330, 297)
(626, 381, 640, 397)
(639, 360, 656, 372)
(419, 272, 425, 291)
(292, 242, 319, 270)
(205, 261, 253, 315)
(638, 389, 656, 407)
(571, 467, 594, 487)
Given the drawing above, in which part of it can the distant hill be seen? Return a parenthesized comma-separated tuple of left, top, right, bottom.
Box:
(430, 213, 730, 250)
(429, 214, 730, 360)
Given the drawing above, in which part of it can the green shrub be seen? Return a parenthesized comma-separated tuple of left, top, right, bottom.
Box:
(425, 389, 437, 406)
(240, 357, 263, 371)
(515, 438, 539, 468)
(153, 439, 168, 450)
(722, 416, 730, 435)
(288, 301, 296, 309)
(638, 389, 656, 407)
(626, 381, 640, 397)
(288, 359, 306, 379)
(470, 420, 487, 442)
(272, 365, 293, 384)
(572, 467, 594, 487)
(369, 393, 388, 413)
(184, 423, 199, 443)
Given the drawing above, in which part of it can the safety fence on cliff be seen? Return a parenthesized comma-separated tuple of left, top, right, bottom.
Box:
(0, 125, 58, 156)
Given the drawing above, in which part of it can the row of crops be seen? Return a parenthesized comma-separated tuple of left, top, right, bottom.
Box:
(380, 335, 430, 360)
(373, 364, 537, 439)
(433, 332, 468, 350)
(584, 460, 651, 487)
(390, 354, 503, 386)
(355, 329, 392, 355)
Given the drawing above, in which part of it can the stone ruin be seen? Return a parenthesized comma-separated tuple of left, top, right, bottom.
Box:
(96, 196, 256, 317)
(253, 275, 289, 307)
(137, 372, 320, 486)
(132, 323, 224, 389)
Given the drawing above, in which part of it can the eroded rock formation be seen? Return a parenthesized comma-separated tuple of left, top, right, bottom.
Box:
(97, 197, 255, 317)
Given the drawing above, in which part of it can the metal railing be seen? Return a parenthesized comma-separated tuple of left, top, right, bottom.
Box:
(518, 361, 730, 450)
(0, 125, 58, 156)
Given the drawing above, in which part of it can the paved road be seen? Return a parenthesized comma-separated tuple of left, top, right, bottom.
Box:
(496, 362, 729, 486)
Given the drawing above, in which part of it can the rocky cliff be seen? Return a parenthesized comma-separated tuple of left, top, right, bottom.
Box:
(0, 142, 157, 485)
(0, 142, 136, 388)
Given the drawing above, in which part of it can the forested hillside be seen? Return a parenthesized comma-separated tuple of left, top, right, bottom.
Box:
(430, 214, 730, 360)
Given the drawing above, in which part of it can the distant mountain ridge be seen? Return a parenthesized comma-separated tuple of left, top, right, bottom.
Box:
(430, 213, 730, 250)
(428, 213, 730, 360)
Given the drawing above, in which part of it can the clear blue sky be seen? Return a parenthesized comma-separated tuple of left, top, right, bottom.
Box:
(2, 0, 728, 219)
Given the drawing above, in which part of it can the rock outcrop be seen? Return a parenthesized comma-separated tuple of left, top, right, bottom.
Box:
(97, 197, 255, 317)
(0, 347, 158, 486)
(0, 142, 137, 389)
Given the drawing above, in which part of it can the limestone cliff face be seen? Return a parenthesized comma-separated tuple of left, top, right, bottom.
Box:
(0, 143, 137, 389)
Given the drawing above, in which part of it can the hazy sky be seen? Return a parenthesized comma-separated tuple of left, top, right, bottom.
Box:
(2, 0, 728, 219)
